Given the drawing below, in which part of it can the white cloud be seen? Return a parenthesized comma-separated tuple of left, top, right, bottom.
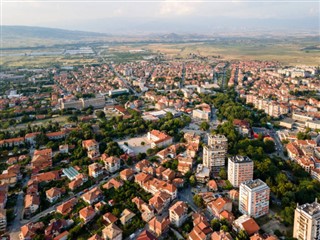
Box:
(158, 1, 198, 17)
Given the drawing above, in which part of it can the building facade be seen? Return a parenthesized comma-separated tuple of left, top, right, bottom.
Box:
(228, 156, 253, 187)
(239, 179, 270, 218)
(293, 200, 320, 240)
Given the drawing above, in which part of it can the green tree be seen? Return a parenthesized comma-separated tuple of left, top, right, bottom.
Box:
(193, 195, 204, 208)
(200, 121, 210, 131)
(219, 168, 227, 180)
(189, 175, 197, 187)
(210, 219, 220, 231)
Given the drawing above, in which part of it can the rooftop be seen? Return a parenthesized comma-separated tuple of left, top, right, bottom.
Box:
(229, 155, 252, 163)
(298, 200, 320, 216)
(242, 179, 268, 189)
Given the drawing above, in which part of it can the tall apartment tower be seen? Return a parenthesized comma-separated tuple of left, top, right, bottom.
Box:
(228, 156, 253, 187)
(293, 200, 320, 240)
(203, 134, 228, 170)
(239, 179, 270, 218)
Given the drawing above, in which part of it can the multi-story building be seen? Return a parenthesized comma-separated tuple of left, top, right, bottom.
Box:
(239, 179, 270, 218)
(0, 209, 6, 232)
(169, 201, 188, 227)
(293, 200, 320, 240)
(228, 156, 253, 187)
(203, 134, 228, 170)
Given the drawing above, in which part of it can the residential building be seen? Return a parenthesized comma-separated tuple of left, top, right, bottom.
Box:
(79, 206, 96, 224)
(233, 215, 260, 236)
(169, 201, 188, 227)
(46, 187, 62, 203)
(147, 130, 173, 149)
(0, 209, 6, 232)
(207, 197, 232, 218)
(120, 209, 136, 225)
(293, 199, 320, 240)
(88, 163, 104, 178)
(148, 216, 170, 237)
(102, 155, 121, 173)
(102, 223, 123, 240)
(228, 156, 254, 187)
(239, 179, 270, 218)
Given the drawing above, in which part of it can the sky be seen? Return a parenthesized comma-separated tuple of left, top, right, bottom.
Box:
(2, 0, 320, 34)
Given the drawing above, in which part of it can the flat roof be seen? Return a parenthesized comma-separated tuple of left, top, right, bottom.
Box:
(242, 179, 268, 189)
(299, 201, 320, 216)
(229, 156, 252, 163)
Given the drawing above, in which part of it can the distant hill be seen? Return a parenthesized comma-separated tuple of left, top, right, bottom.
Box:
(2, 25, 110, 40)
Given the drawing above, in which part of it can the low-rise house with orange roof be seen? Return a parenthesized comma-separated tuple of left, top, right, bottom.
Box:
(207, 180, 218, 191)
(148, 216, 170, 237)
(188, 213, 213, 240)
(103, 212, 118, 225)
(0, 137, 25, 148)
(88, 234, 103, 240)
(46, 187, 63, 203)
(53, 230, 69, 240)
(120, 208, 136, 225)
(162, 168, 175, 181)
(103, 156, 121, 173)
(81, 187, 103, 205)
(31, 170, 60, 183)
(82, 139, 100, 159)
(120, 168, 135, 181)
(25, 132, 40, 145)
(147, 130, 173, 149)
(46, 131, 66, 140)
(233, 215, 260, 236)
(219, 210, 235, 224)
(102, 178, 123, 190)
(169, 201, 188, 227)
(149, 191, 171, 214)
(32, 148, 52, 171)
(211, 230, 233, 240)
(24, 193, 40, 215)
(56, 198, 78, 216)
(44, 218, 69, 239)
(19, 222, 44, 240)
(250, 233, 278, 240)
(155, 166, 166, 179)
(0, 173, 17, 187)
(136, 230, 158, 240)
(135, 159, 151, 172)
(88, 162, 104, 178)
(102, 223, 123, 240)
(135, 172, 153, 186)
(79, 206, 96, 224)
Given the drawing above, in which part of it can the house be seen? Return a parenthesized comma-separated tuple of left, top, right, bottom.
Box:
(46, 187, 62, 203)
(53, 231, 69, 240)
(148, 216, 170, 237)
(136, 230, 158, 240)
(119, 168, 135, 181)
(88, 234, 103, 240)
(188, 213, 213, 240)
(19, 222, 44, 240)
(147, 130, 173, 149)
(233, 119, 252, 138)
(32, 148, 52, 171)
(88, 163, 104, 178)
(0, 173, 17, 187)
(219, 210, 235, 224)
(132, 197, 155, 222)
(136, 160, 151, 172)
(211, 230, 233, 240)
(120, 208, 136, 225)
(169, 201, 188, 227)
(103, 156, 121, 173)
(31, 170, 60, 183)
(0, 209, 6, 232)
(59, 144, 69, 154)
(79, 206, 96, 224)
(102, 223, 123, 240)
(195, 164, 210, 183)
(103, 212, 118, 225)
(207, 197, 232, 217)
(82, 139, 100, 159)
(102, 178, 123, 190)
(44, 219, 68, 238)
(81, 187, 103, 205)
(135, 173, 153, 186)
(24, 193, 40, 215)
(233, 215, 260, 236)
(46, 131, 66, 140)
(207, 180, 218, 191)
(25, 132, 40, 145)
(149, 191, 171, 214)
(162, 168, 175, 181)
(56, 198, 77, 216)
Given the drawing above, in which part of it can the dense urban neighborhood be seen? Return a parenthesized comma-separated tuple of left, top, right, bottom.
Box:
(0, 49, 320, 240)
